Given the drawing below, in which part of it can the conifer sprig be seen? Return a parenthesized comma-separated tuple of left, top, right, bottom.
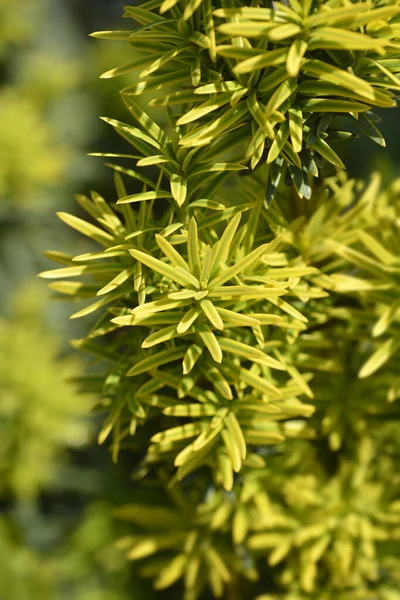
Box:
(92, 0, 400, 198)
(41, 1, 400, 598)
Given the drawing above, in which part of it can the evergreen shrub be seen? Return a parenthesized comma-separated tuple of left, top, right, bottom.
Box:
(41, 1, 400, 598)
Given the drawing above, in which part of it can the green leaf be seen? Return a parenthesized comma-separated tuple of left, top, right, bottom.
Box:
(142, 326, 181, 348)
(176, 440, 217, 480)
(70, 292, 124, 320)
(168, 290, 198, 300)
(131, 298, 190, 317)
(209, 213, 241, 277)
(218, 21, 276, 38)
(370, 59, 400, 91)
(206, 546, 232, 584)
(192, 58, 202, 88)
(225, 365, 282, 398)
(192, 423, 226, 455)
(373, 301, 400, 338)
(97, 268, 135, 295)
(299, 99, 370, 113)
(359, 337, 400, 379)
(98, 396, 125, 444)
(194, 81, 245, 95)
(179, 103, 248, 147)
(163, 404, 217, 417)
(121, 69, 191, 97)
(177, 308, 201, 334)
(160, 0, 179, 13)
(188, 199, 225, 211)
(216, 45, 263, 60)
(247, 94, 275, 139)
(100, 117, 164, 152)
(218, 338, 284, 370)
(308, 27, 387, 51)
(265, 79, 297, 117)
(221, 429, 241, 473)
(217, 451, 234, 491)
(236, 401, 281, 416)
(151, 422, 206, 444)
(100, 54, 164, 79)
(127, 347, 187, 377)
(297, 80, 393, 108)
(129, 249, 199, 288)
(269, 23, 301, 41)
(268, 296, 308, 323)
(176, 94, 232, 126)
(90, 30, 133, 40)
(190, 162, 247, 176)
(234, 48, 288, 75)
(187, 218, 201, 279)
(264, 266, 317, 278)
(170, 174, 187, 207)
(288, 106, 303, 153)
(203, 0, 216, 61)
(189, 30, 212, 50)
(112, 313, 181, 327)
(216, 308, 260, 327)
(183, 0, 203, 20)
(249, 313, 283, 325)
(154, 555, 187, 590)
(267, 121, 290, 164)
(199, 327, 223, 363)
(286, 365, 314, 399)
(310, 138, 345, 169)
(122, 96, 170, 148)
(105, 164, 156, 189)
(140, 48, 189, 78)
(210, 244, 268, 287)
(325, 240, 387, 276)
(39, 264, 120, 279)
(243, 430, 285, 445)
(258, 66, 289, 93)
(136, 378, 165, 398)
(225, 412, 246, 460)
(48, 281, 98, 297)
(200, 245, 213, 282)
(44, 250, 74, 265)
(156, 234, 190, 270)
(117, 191, 173, 204)
(150, 90, 203, 106)
(159, 222, 184, 238)
(206, 366, 232, 400)
(123, 6, 168, 25)
(356, 114, 386, 147)
(303, 4, 370, 27)
(302, 59, 378, 104)
(183, 344, 203, 374)
(286, 39, 307, 78)
(213, 7, 273, 20)
(209, 285, 288, 299)
(329, 274, 376, 292)
(356, 229, 396, 264)
(56, 212, 114, 246)
(199, 299, 224, 330)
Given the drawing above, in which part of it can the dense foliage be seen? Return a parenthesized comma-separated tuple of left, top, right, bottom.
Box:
(0, 2, 140, 599)
(41, 1, 400, 598)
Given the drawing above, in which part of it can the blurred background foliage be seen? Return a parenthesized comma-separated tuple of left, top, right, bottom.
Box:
(0, 1, 149, 598)
(0, 0, 399, 599)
